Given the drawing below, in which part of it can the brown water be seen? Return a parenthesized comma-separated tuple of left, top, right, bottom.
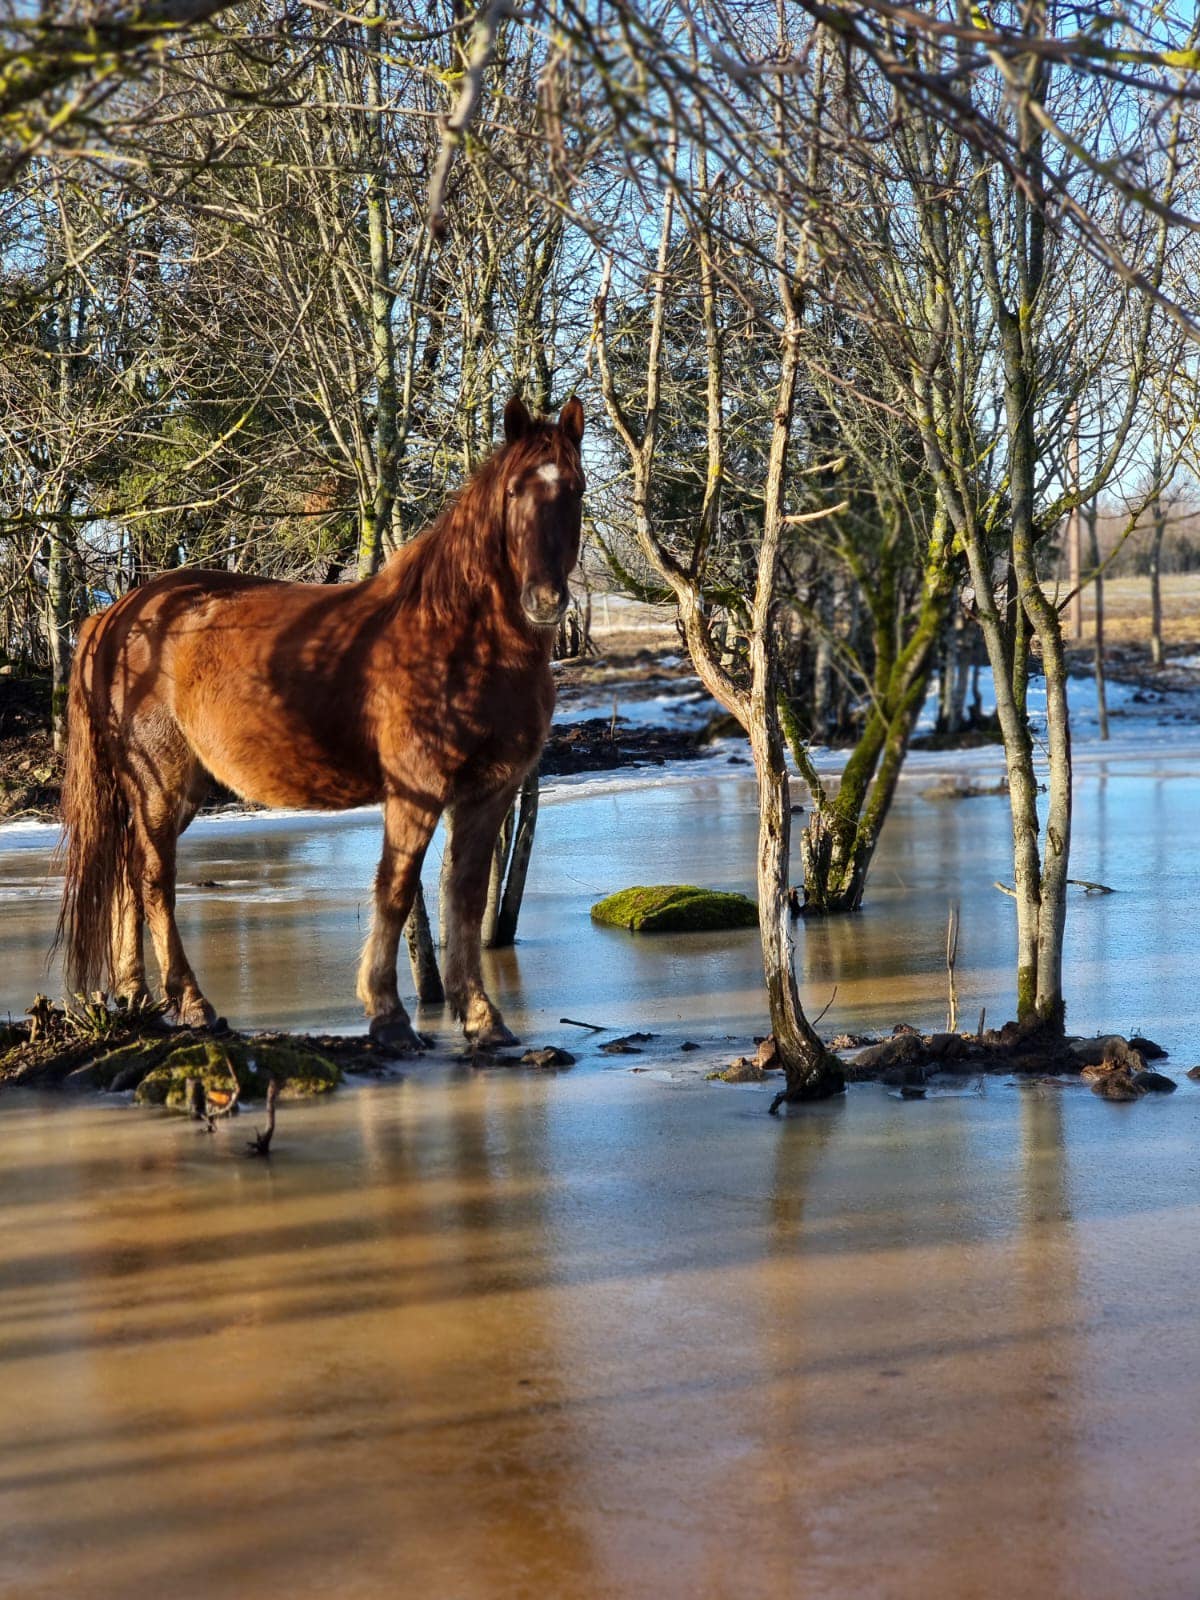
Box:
(2, 763, 1200, 1597)
(1, 1074, 1198, 1599)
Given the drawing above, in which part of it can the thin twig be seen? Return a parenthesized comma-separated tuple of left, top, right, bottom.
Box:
(811, 985, 838, 1028)
(945, 901, 960, 1034)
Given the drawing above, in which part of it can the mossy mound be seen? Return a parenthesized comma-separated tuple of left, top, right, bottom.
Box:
(590, 884, 758, 933)
(134, 1038, 341, 1109)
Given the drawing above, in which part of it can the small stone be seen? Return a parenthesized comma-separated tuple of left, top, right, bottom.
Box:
(600, 1031, 655, 1054)
(520, 1047, 576, 1069)
(1128, 1036, 1167, 1060)
(922, 1032, 968, 1062)
(899, 1084, 927, 1099)
(853, 1033, 926, 1074)
(1080, 1061, 1114, 1083)
(1091, 1070, 1140, 1102)
(712, 1056, 765, 1084)
(1069, 1034, 1130, 1067)
(680, 1041, 700, 1052)
(1132, 1069, 1176, 1094)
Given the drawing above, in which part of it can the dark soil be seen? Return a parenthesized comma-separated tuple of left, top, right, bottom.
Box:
(714, 1021, 1176, 1102)
(0, 674, 62, 820)
(910, 711, 1004, 751)
(541, 717, 711, 777)
(836, 1022, 1175, 1099)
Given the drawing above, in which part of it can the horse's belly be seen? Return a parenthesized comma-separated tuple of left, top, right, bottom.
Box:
(182, 703, 379, 813)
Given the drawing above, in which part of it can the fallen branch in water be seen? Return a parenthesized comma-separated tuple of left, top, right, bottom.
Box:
(1067, 878, 1115, 894)
(559, 1016, 608, 1032)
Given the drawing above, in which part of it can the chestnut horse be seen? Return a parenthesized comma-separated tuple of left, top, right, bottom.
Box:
(56, 396, 585, 1050)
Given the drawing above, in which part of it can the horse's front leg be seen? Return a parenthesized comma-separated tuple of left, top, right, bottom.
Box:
(442, 783, 522, 1049)
(357, 792, 441, 1051)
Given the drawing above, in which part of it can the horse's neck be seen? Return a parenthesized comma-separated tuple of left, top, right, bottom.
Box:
(373, 522, 547, 668)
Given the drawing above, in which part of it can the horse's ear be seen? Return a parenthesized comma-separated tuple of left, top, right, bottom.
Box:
(504, 395, 533, 443)
(558, 396, 584, 445)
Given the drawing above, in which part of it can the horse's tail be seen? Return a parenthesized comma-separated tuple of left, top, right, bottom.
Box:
(53, 620, 130, 995)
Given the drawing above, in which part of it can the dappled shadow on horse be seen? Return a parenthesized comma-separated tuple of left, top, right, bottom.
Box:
(55, 396, 585, 1052)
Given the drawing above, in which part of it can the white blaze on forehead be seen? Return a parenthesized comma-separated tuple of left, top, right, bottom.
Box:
(535, 463, 562, 485)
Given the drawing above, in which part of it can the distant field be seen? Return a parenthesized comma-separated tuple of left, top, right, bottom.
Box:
(1055, 573, 1200, 651)
(586, 577, 1200, 657)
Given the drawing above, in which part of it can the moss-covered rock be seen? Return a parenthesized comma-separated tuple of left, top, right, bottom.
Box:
(590, 884, 758, 933)
(91, 1035, 178, 1090)
(134, 1038, 341, 1109)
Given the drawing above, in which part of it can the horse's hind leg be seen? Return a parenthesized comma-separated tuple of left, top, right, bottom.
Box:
(357, 792, 441, 1051)
(109, 872, 148, 1007)
(126, 744, 218, 1029)
(109, 764, 208, 1011)
(442, 783, 520, 1049)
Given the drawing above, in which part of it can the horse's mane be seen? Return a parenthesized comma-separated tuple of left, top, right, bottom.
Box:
(380, 423, 573, 622)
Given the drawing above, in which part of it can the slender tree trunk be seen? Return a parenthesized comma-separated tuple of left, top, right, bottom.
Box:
(45, 523, 73, 752)
(1086, 498, 1109, 741)
(798, 534, 952, 914)
(405, 885, 444, 1005)
(356, 0, 398, 581)
(747, 712, 843, 1101)
(1149, 482, 1166, 669)
(1003, 346, 1071, 1032)
(493, 769, 539, 948)
(482, 804, 515, 947)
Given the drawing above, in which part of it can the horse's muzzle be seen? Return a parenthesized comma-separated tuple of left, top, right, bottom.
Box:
(521, 585, 569, 629)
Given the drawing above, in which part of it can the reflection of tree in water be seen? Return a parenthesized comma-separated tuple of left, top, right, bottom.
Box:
(768, 1101, 843, 1242)
(1014, 1089, 1083, 1520)
(353, 1074, 603, 1592)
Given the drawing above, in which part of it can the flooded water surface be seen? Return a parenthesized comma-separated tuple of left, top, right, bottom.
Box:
(1, 1075, 1198, 1599)
(4, 744, 1200, 1052)
(2, 747, 1200, 1597)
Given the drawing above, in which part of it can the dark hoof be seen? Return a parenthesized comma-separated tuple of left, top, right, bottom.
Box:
(162, 1007, 223, 1033)
(370, 1016, 427, 1055)
(467, 1022, 520, 1051)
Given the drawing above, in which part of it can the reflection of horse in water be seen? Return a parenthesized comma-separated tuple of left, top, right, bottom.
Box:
(56, 397, 585, 1050)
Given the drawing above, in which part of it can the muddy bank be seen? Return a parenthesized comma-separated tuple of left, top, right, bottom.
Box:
(0, 996, 411, 1097)
(712, 1021, 1178, 1105)
(9, 989, 1182, 1117)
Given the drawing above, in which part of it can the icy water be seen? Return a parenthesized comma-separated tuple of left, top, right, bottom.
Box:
(4, 733, 1200, 1053)
(2, 733, 1200, 1597)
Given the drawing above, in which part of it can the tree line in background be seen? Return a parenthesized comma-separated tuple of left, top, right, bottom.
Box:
(3, 0, 1200, 1098)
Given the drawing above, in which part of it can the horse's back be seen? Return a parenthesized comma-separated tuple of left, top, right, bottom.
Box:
(83, 568, 384, 810)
